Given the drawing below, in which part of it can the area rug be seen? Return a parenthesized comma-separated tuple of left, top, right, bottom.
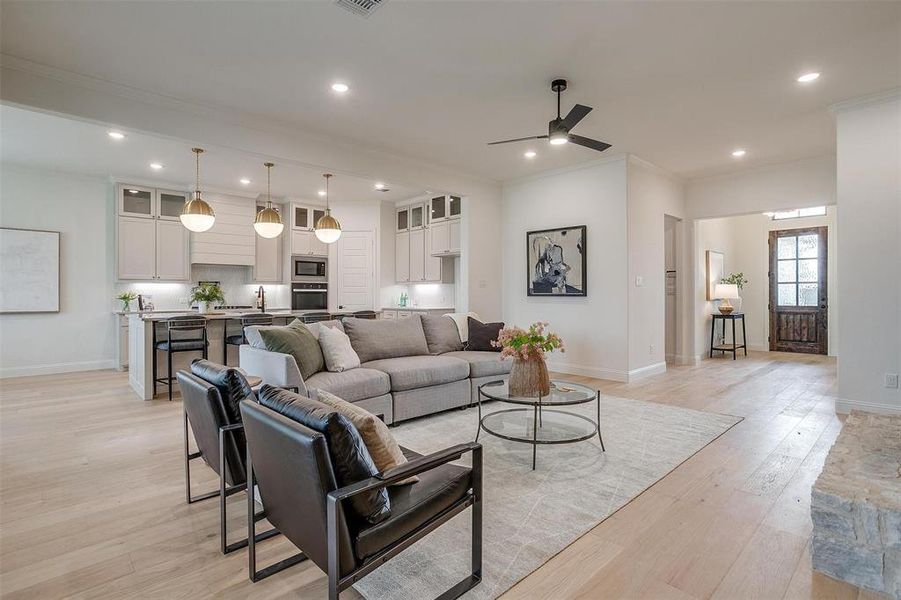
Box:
(353, 394, 742, 600)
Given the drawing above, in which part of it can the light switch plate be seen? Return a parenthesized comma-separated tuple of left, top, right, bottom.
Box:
(886, 373, 899, 389)
(635, 276, 644, 287)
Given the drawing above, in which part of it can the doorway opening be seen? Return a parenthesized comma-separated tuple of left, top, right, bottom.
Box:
(768, 226, 828, 354)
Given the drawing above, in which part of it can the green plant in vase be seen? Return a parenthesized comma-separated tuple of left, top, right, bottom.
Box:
(720, 272, 749, 313)
(116, 291, 138, 311)
(190, 283, 225, 314)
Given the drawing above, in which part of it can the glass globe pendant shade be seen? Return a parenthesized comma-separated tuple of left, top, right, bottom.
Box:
(254, 204, 284, 239)
(315, 211, 342, 243)
(180, 192, 215, 232)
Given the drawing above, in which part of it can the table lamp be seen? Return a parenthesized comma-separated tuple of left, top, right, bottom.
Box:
(714, 283, 739, 314)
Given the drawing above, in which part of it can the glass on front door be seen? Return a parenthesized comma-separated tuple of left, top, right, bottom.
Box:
(776, 233, 820, 306)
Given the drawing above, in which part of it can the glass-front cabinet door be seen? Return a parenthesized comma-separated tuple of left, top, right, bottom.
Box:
(410, 204, 424, 229)
(312, 208, 326, 230)
(396, 206, 409, 232)
(448, 195, 461, 219)
(158, 190, 188, 221)
(430, 196, 447, 222)
(293, 205, 310, 230)
(118, 185, 155, 218)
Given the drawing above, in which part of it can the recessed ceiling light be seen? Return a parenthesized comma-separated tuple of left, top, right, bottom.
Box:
(524, 150, 537, 159)
(797, 72, 820, 83)
(374, 182, 386, 190)
(731, 149, 747, 157)
(149, 162, 163, 170)
(318, 190, 327, 197)
(331, 82, 349, 93)
(240, 178, 251, 185)
(108, 131, 125, 140)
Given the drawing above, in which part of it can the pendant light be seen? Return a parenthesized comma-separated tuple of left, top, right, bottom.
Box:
(253, 162, 284, 238)
(314, 173, 342, 244)
(180, 148, 215, 232)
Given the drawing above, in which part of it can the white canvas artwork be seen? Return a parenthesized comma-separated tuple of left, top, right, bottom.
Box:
(0, 228, 60, 313)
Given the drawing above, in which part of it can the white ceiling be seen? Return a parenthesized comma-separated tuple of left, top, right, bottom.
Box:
(1, 1, 899, 181)
(0, 105, 423, 202)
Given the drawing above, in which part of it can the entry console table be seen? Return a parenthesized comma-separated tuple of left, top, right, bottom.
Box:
(709, 313, 747, 360)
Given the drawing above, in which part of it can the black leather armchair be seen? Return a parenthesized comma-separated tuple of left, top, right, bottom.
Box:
(240, 396, 483, 599)
(176, 360, 279, 554)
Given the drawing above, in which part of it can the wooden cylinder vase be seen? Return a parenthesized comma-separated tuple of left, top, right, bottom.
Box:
(508, 355, 551, 397)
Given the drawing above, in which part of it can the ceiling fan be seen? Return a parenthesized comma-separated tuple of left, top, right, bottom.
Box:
(487, 79, 611, 153)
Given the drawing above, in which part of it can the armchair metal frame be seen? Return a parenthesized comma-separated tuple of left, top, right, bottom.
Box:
(183, 413, 279, 554)
(246, 441, 483, 600)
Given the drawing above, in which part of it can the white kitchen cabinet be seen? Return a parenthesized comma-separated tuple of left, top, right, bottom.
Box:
(310, 233, 328, 257)
(409, 203, 425, 230)
(428, 220, 461, 257)
(291, 230, 328, 257)
(396, 206, 409, 232)
(154, 220, 190, 280)
(397, 310, 413, 319)
(381, 310, 397, 320)
(118, 185, 155, 218)
(395, 231, 410, 283)
(409, 228, 425, 282)
(291, 203, 327, 232)
(157, 190, 189, 221)
(254, 203, 283, 282)
(448, 195, 462, 219)
(424, 227, 442, 282)
(448, 219, 461, 254)
(428, 195, 462, 224)
(117, 216, 157, 280)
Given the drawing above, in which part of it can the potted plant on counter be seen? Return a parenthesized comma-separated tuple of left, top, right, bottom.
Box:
(116, 291, 138, 312)
(190, 282, 225, 315)
(493, 321, 565, 397)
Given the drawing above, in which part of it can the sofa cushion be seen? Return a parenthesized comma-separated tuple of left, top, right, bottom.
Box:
(442, 351, 512, 378)
(343, 315, 429, 363)
(257, 385, 390, 525)
(304, 319, 345, 340)
(318, 325, 361, 372)
(361, 355, 469, 392)
(258, 322, 324, 380)
(304, 368, 390, 402)
(464, 317, 503, 352)
(354, 446, 471, 560)
(420, 314, 463, 354)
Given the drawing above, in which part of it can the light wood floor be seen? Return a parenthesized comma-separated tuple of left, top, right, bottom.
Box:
(0, 352, 884, 599)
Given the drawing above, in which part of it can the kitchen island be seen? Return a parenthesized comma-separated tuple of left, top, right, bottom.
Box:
(126, 309, 363, 400)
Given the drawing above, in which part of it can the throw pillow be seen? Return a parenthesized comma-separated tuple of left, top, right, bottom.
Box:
(303, 319, 346, 340)
(465, 316, 504, 352)
(258, 324, 325, 380)
(342, 315, 430, 363)
(420, 314, 464, 354)
(316, 390, 418, 485)
(258, 385, 390, 524)
(318, 325, 361, 372)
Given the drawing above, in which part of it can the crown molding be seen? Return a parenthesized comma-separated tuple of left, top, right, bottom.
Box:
(502, 153, 627, 188)
(829, 87, 901, 114)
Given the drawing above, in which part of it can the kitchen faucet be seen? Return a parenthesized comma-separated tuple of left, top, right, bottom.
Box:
(256, 286, 266, 312)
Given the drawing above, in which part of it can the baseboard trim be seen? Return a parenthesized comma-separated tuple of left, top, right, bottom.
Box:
(545, 361, 629, 383)
(674, 354, 701, 366)
(626, 362, 667, 382)
(834, 398, 901, 415)
(0, 359, 118, 379)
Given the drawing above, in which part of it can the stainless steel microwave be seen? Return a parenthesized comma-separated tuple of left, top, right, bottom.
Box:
(292, 255, 327, 282)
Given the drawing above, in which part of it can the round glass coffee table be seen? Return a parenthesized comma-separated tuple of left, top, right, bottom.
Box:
(476, 379, 605, 470)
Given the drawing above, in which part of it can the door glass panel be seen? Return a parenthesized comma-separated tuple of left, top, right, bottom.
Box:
(799, 284, 818, 307)
(798, 234, 818, 258)
(431, 196, 446, 220)
(778, 283, 797, 306)
(798, 259, 818, 282)
(777, 236, 796, 259)
(778, 260, 796, 283)
(448, 196, 461, 217)
(397, 209, 408, 230)
(159, 192, 186, 218)
(122, 188, 153, 215)
(410, 205, 423, 228)
(295, 206, 309, 228)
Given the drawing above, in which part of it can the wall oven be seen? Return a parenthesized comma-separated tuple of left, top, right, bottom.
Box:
(292, 255, 327, 282)
(292, 283, 328, 311)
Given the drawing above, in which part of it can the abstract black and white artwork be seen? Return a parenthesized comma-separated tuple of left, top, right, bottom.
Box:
(526, 225, 587, 296)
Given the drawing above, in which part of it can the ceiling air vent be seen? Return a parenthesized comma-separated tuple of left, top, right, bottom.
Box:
(334, 0, 385, 18)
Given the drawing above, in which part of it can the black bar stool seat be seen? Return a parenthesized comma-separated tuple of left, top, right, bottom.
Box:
(223, 313, 274, 365)
(153, 315, 210, 401)
(156, 339, 208, 352)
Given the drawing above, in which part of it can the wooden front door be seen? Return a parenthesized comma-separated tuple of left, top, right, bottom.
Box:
(768, 227, 827, 354)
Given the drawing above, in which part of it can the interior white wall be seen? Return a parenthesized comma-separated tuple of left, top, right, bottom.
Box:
(695, 217, 738, 356)
(664, 216, 678, 362)
(834, 93, 900, 415)
(0, 164, 117, 377)
(502, 157, 630, 379)
(626, 157, 685, 375)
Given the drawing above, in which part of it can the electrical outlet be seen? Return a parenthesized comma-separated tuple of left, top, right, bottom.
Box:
(886, 373, 899, 389)
(649, 344, 655, 355)
(635, 276, 644, 287)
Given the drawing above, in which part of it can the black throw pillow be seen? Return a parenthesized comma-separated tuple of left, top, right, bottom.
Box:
(258, 385, 390, 525)
(465, 317, 504, 352)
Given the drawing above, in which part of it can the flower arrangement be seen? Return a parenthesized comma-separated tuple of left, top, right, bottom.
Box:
(116, 291, 138, 311)
(721, 272, 749, 291)
(493, 321, 565, 360)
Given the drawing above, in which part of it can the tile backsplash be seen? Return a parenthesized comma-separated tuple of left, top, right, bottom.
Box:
(113, 265, 290, 311)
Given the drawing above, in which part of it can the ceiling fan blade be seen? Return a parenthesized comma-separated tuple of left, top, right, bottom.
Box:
(560, 104, 592, 131)
(487, 135, 548, 146)
(568, 134, 612, 153)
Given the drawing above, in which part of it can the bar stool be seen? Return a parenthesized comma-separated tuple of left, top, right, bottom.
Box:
(153, 315, 209, 401)
(223, 313, 273, 365)
(301, 312, 332, 324)
(352, 310, 378, 320)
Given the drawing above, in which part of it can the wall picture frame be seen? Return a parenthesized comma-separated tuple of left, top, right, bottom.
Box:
(526, 225, 587, 297)
(706, 250, 724, 300)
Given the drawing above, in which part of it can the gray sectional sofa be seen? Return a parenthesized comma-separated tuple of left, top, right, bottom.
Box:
(239, 314, 510, 424)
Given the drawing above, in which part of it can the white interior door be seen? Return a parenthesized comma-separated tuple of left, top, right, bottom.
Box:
(336, 231, 374, 312)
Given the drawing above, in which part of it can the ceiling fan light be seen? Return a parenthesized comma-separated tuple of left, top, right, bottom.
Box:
(549, 133, 568, 145)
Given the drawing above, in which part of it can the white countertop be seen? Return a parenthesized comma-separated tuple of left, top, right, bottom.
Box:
(381, 306, 455, 312)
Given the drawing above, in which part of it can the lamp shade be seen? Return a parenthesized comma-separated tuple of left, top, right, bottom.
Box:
(714, 283, 739, 299)
(180, 194, 215, 232)
(314, 212, 342, 244)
